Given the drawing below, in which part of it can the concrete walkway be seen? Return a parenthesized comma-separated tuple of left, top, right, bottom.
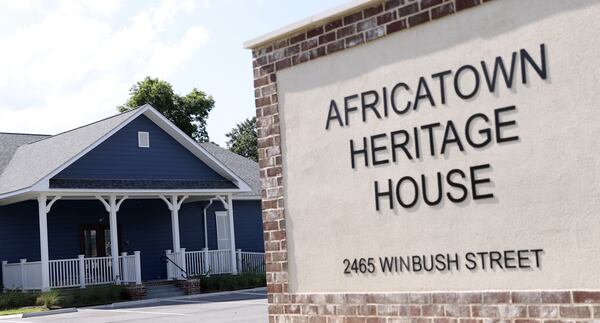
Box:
(0, 288, 267, 323)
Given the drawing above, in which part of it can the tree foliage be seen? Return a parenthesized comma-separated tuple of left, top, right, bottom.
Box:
(118, 77, 214, 142)
(226, 117, 258, 162)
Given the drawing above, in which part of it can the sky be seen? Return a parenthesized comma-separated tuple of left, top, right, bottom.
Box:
(0, 0, 349, 146)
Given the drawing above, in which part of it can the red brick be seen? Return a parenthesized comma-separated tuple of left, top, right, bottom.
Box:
(343, 11, 363, 25)
(472, 305, 499, 318)
(324, 18, 343, 31)
(255, 97, 271, 108)
(511, 291, 541, 304)
(431, 3, 455, 20)
(422, 304, 445, 316)
(308, 46, 326, 59)
(326, 39, 345, 54)
(528, 305, 558, 318)
(345, 33, 364, 48)
(573, 291, 600, 303)
(377, 11, 396, 25)
(456, 292, 481, 304)
(408, 11, 430, 27)
(421, 0, 443, 10)
(284, 44, 300, 56)
(386, 19, 407, 34)
(541, 291, 571, 304)
(559, 305, 591, 318)
(482, 292, 510, 304)
(301, 38, 318, 51)
(410, 293, 431, 304)
(432, 292, 457, 304)
(357, 17, 377, 32)
(455, 0, 480, 11)
(398, 2, 418, 18)
(318, 31, 336, 45)
(445, 305, 470, 317)
(363, 4, 383, 18)
(365, 27, 385, 42)
(289, 32, 306, 44)
(254, 77, 269, 88)
(306, 26, 324, 38)
(384, 0, 405, 11)
(337, 25, 355, 38)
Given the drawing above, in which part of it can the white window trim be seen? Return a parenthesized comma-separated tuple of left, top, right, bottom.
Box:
(138, 131, 150, 148)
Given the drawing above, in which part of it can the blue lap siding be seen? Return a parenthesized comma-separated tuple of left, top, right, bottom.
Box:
(0, 199, 263, 284)
(52, 115, 227, 182)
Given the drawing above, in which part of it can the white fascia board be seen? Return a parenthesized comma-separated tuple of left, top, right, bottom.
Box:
(232, 195, 261, 200)
(141, 107, 252, 193)
(42, 189, 244, 195)
(244, 0, 378, 49)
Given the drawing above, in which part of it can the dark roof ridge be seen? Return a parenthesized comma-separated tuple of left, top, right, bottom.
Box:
(0, 132, 50, 137)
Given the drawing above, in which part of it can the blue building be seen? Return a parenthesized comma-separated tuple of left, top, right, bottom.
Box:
(0, 105, 264, 292)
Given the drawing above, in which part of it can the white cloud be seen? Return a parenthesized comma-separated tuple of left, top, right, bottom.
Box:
(0, 0, 209, 135)
(0, 0, 42, 11)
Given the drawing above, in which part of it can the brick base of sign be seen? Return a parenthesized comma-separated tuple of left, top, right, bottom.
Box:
(267, 290, 600, 323)
(175, 279, 202, 295)
(124, 284, 147, 300)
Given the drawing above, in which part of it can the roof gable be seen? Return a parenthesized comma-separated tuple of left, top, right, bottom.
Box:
(0, 110, 138, 196)
(0, 105, 251, 199)
(50, 115, 234, 189)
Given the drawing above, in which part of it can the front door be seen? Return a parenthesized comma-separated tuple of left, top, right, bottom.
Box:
(80, 224, 118, 257)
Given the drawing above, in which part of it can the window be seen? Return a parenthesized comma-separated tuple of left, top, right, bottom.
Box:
(138, 131, 149, 148)
(215, 211, 231, 250)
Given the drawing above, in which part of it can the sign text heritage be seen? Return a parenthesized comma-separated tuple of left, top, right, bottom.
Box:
(324, 44, 548, 211)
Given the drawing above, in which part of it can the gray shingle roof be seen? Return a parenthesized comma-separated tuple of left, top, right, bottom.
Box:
(0, 109, 139, 195)
(0, 108, 260, 199)
(0, 133, 50, 174)
(200, 143, 260, 198)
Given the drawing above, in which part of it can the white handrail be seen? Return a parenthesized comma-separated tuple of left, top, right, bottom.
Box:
(178, 249, 265, 278)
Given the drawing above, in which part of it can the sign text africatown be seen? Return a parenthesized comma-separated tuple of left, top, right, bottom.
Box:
(325, 43, 547, 212)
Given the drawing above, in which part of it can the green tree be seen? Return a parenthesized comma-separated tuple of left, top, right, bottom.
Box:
(118, 77, 214, 142)
(226, 117, 258, 162)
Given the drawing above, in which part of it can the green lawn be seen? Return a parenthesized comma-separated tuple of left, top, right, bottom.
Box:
(0, 306, 45, 316)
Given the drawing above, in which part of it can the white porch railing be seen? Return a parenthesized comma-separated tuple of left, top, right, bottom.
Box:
(238, 251, 265, 273)
(2, 252, 141, 290)
(166, 248, 265, 279)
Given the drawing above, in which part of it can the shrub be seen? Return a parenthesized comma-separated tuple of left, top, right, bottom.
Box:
(0, 285, 130, 311)
(36, 290, 62, 309)
(57, 285, 129, 307)
(200, 273, 266, 292)
(0, 290, 36, 310)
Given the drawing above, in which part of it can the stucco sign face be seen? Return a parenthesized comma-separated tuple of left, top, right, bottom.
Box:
(276, 6, 600, 293)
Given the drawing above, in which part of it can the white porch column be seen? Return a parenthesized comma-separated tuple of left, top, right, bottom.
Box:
(97, 195, 127, 283)
(37, 194, 60, 292)
(108, 196, 120, 282)
(170, 195, 181, 252)
(227, 194, 238, 274)
(160, 195, 188, 253)
(37, 195, 50, 291)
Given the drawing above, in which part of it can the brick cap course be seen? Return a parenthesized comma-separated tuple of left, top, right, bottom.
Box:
(244, 0, 379, 49)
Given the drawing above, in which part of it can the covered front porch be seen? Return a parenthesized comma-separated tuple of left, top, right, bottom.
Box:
(1, 192, 265, 291)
